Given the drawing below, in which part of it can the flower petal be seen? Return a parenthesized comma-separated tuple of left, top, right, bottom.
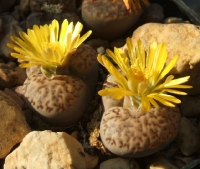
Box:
(98, 88, 133, 100)
(7, 19, 92, 78)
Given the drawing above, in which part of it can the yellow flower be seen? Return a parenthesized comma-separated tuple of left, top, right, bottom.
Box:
(7, 19, 92, 78)
(97, 37, 192, 112)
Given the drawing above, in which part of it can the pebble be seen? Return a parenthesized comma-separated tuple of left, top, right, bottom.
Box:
(85, 152, 99, 169)
(175, 117, 200, 156)
(145, 155, 179, 169)
(3, 88, 25, 109)
(4, 130, 86, 169)
(0, 90, 30, 158)
(100, 157, 140, 169)
(139, 3, 164, 24)
(0, 63, 17, 89)
(163, 17, 190, 24)
(86, 38, 109, 51)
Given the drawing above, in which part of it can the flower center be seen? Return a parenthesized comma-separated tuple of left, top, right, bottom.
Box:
(42, 42, 63, 53)
(129, 67, 149, 82)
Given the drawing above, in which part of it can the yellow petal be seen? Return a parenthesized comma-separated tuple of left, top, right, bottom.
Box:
(155, 56, 178, 85)
(148, 94, 177, 107)
(100, 55, 129, 89)
(153, 43, 168, 80)
(97, 54, 104, 66)
(147, 41, 157, 73)
(141, 97, 151, 112)
(126, 37, 135, 65)
(74, 30, 92, 48)
(157, 93, 181, 103)
(146, 96, 159, 108)
(136, 39, 145, 69)
(137, 81, 148, 95)
(59, 19, 69, 46)
(98, 88, 133, 100)
(49, 19, 59, 43)
(19, 62, 39, 68)
(163, 89, 188, 95)
(72, 22, 83, 40)
(164, 76, 191, 87)
(11, 53, 32, 61)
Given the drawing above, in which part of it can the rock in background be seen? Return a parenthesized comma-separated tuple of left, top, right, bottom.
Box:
(0, 90, 30, 158)
(4, 130, 86, 169)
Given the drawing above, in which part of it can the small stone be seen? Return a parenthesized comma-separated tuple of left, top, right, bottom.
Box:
(100, 157, 140, 169)
(0, 63, 17, 89)
(145, 155, 178, 169)
(173, 155, 195, 168)
(139, 3, 164, 24)
(86, 38, 109, 50)
(3, 88, 25, 109)
(97, 46, 106, 54)
(163, 17, 190, 24)
(85, 152, 99, 169)
(175, 117, 200, 156)
(0, 91, 31, 158)
(4, 130, 86, 169)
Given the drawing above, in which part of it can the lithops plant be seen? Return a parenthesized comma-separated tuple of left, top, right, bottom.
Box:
(97, 38, 192, 157)
(7, 19, 98, 127)
(81, 0, 150, 40)
(26, 1, 80, 29)
(29, 0, 77, 13)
